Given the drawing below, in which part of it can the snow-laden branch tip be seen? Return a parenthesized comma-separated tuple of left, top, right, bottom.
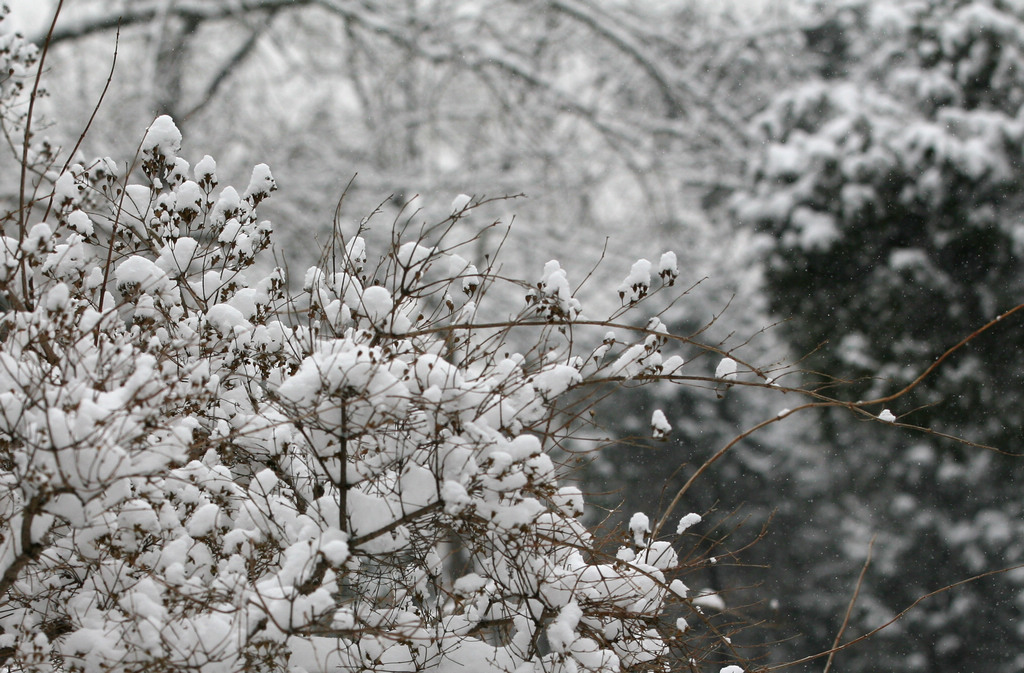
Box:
(715, 356, 738, 380)
(651, 409, 672, 439)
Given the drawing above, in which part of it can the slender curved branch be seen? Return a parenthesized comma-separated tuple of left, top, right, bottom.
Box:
(27, 0, 308, 46)
(766, 560, 1024, 671)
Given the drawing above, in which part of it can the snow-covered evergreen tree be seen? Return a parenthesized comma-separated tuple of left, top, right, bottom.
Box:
(736, 1, 1024, 670)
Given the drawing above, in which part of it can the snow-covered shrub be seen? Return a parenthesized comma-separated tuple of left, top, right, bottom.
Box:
(0, 103, 752, 673)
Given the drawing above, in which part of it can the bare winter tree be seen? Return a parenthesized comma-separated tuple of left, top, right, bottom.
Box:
(23, 0, 814, 280)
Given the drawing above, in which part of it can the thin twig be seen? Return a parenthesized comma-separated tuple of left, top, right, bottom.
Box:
(863, 302, 1024, 407)
(18, 0, 65, 301)
(59, 22, 120, 177)
(769, 561, 1024, 671)
(823, 534, 875, 673)
(42, 21, 120, 226)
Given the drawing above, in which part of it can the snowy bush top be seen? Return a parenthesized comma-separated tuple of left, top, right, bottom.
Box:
(0, 109, 747, 673)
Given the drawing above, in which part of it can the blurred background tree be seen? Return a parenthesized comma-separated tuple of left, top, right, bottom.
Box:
(13, 0, 807, 286)
(735, 0, 1024, 670)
